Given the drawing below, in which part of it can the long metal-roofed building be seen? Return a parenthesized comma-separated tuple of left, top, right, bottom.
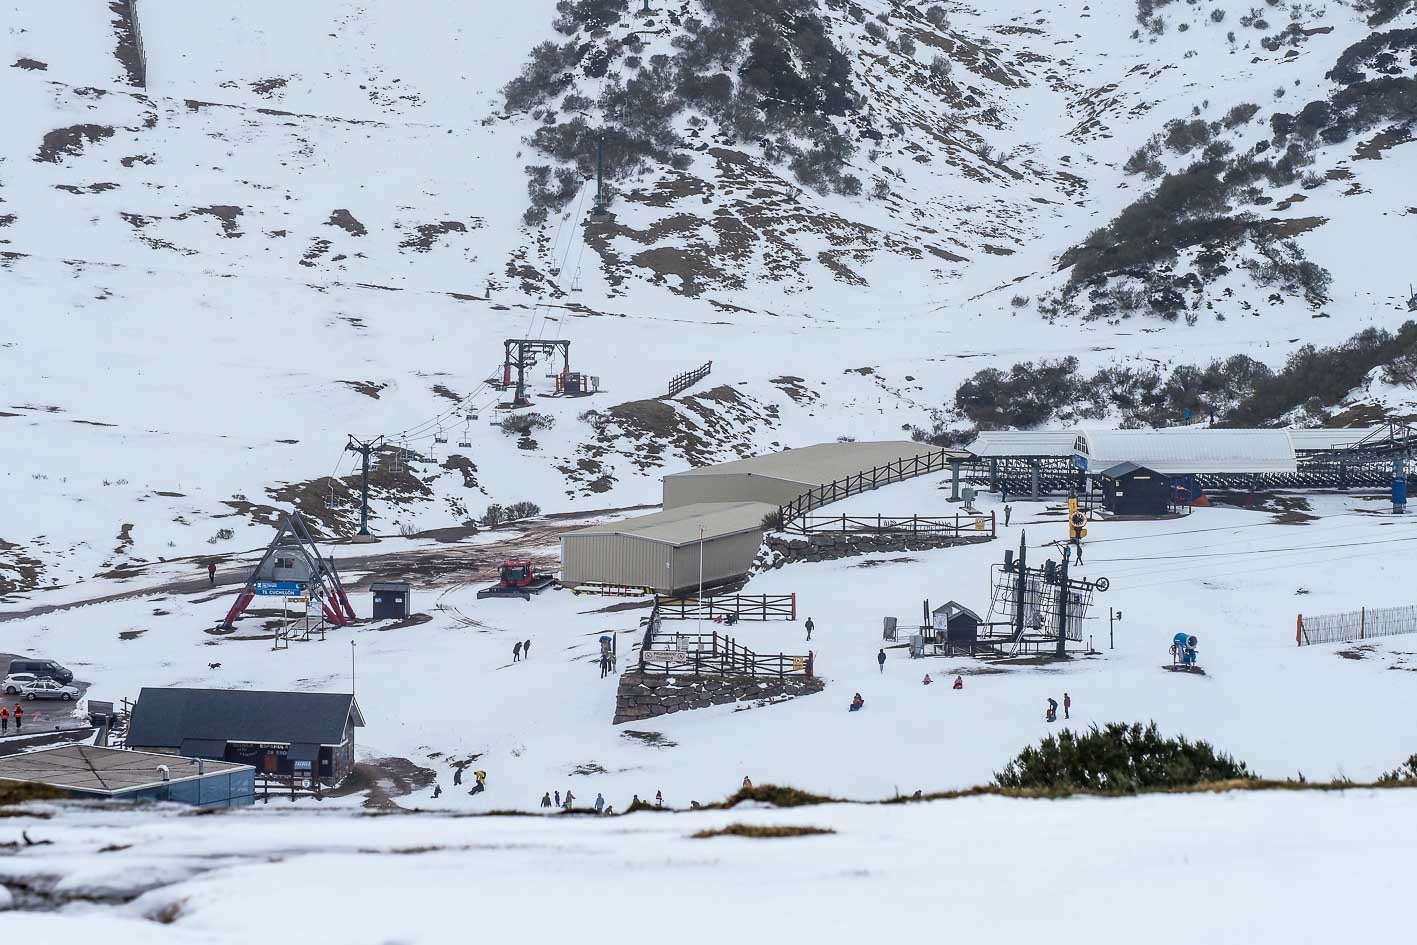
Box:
(564, 441, 971, 594)
(562, 501, 777, 595)
(663, 440, 958, 508)
(969, 426, 1400, 495)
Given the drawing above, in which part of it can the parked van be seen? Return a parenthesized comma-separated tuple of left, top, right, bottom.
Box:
(5, 659, 73, 685)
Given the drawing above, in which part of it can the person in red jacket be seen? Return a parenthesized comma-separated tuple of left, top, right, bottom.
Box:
(207, 561, 216, 586)
(13, 704, 22, 733)
(0, 705, 8, 734)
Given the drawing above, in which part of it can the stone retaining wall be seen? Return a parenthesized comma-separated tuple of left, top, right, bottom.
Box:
(613, 671, 825, 724)
(761, 532, 993, 567)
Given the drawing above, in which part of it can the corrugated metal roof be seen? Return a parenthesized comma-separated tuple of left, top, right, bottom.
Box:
(1081, 429, 1296, 474)
(1288, 427, 1384, 451)
(969, 431, 1081, 457)
(566, 502, 778, 546)
(128, 689, 364, 750)
(664, 441, 965, 487)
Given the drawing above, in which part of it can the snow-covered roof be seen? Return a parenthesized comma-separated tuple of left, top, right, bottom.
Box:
(566, 502, 778, 546)
(1079, 430, 1296, 475)
(969, 431, 1082, 458)
(664, 441, 964, 487)
(1287, 427, 1385, 452)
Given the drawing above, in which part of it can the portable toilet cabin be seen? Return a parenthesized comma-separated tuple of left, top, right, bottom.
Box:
(371, 581, 411, 620)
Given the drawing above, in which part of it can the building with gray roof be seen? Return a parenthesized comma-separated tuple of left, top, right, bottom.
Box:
(0, 744, 254, 807)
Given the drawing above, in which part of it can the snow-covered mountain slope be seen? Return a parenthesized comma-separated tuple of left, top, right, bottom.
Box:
(1, 1, 1415, 586)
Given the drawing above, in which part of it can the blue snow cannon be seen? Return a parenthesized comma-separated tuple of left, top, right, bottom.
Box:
(1170, 633, 1199, 667)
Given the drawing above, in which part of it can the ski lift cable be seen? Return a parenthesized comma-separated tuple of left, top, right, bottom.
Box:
(534, 181, 592, 343)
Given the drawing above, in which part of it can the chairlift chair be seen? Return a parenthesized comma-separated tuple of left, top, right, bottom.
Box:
(433, 424, 448, 445)
(457, 418, 472, 449)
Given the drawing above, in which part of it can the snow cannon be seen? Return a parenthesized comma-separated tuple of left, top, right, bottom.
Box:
(1170, 633, 1199, 668)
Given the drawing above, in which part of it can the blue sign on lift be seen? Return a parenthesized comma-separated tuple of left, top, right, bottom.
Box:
(253, 580, 306, 596)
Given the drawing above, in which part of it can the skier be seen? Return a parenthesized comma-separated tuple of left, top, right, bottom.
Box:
(805, 617, 814, 641)
(595, 792, 605, 813)
(877, 648, 887, 673)
(564, 790, 575, 809)
(523, 639, 532, 658)
(469, 770, 487, 795)
(207, 560, 216, 587)
(12, 704, 21, 733)
(922, 673, 933, 686)
(655, 790, 663, 808)
(0, 705, 7, 734)
(1064, 692, 1072, 720)
(454, 766, 463, 786)
(953, 675, 963, 690)
(1045, 698, 1058, 723)
(513, 641, 522, 662)
(850, 692, 865, 712)
(541, 792, 553, 809)
(1004, 504, 1012, 527)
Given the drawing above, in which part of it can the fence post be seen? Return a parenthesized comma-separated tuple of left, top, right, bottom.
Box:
(779, 653, 784, 679)
(1360, 606, 1365, 640)
(991, 510, 997, 537)
(791, 592, 796, 621)
(1295, 614, 1303, 647)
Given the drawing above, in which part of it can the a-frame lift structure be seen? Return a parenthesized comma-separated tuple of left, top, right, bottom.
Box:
(220, 512, 357, 630)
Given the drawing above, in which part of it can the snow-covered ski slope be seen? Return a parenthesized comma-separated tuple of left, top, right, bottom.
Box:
(3, 1, 1416, 589)
(3, 787, 1413, 941)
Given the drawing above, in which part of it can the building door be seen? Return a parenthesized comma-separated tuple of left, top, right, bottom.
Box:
(260, 752, 280, 774)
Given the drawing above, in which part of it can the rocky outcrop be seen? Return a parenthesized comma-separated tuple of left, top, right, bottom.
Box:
(759, 532, 993, 568)
(613, 671, 824, 725)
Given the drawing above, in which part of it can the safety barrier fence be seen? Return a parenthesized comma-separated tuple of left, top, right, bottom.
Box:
(667, 360, 712, 397)
(785, 512, 996, 538)
(776, 448, 963, 527)
(1296, 604, 1417, 646)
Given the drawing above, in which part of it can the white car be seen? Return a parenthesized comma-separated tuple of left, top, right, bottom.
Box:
(2, 673, 38, 695)
(17, 677, 80, 701)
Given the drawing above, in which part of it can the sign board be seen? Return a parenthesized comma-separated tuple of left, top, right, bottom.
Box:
(648, 648, 690, 664)
(254, 580, 306, 596)
(1072, 453, 1089, 472)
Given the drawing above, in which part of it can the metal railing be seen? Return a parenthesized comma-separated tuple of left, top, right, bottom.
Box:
(640, 630, 811, 678)
(776, 448, 964, 527)
(785, 512, 996, 538)
(667, 360, 712, 397)
(1297, 604, 1417, 646)
(653, 593, 796, 621)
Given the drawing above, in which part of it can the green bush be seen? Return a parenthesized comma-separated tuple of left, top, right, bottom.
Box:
(994, 722, 1254, 794)
(1378, 753, 1417, 783)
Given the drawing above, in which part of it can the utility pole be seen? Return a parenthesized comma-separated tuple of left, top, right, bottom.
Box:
(593, 132, 606, 215)
(345, 435, 384, 537)
(1109, 607, 1121, 651)
(351, 640, 356, 696)
(1012, 531, 1027, 643)
(1056, 546, 1070, 659)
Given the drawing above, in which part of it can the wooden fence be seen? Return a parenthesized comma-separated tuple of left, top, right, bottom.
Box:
(786, 512, 996, 538)
(654, 593, 796, 620)
(640, 630, 810, 678)
(1296, 604, 1417, 646)
(667, 360, 712, 397)
(776, 448, 964, 526)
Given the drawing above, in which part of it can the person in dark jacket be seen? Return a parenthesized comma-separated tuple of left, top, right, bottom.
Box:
(454, 766, 463, 786)
(877, 648, 887, 673)
(1064, 692, 1072, 719)
(555, 790, 561, 806)
(541, 792, 553, 808)
(595, 792, 605, 813)
(513, 641, 522, 662)
(850, 692, 865, 711)
(1046, 698, 1058, 723)
(207, 561, 216, 586)
(523, 639, 532, 658)
(805, 617, 814, 641)
(600, 654, 609, 678)
(432, 784, 442, 799)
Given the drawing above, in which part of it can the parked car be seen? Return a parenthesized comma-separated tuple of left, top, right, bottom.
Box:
(2, 673, 38, 695)
(5, 659, 73, 684)
(17, 678, 80, 701)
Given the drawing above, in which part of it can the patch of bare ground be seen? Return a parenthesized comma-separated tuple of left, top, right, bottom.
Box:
(179, 205, 243, 238)
(265, 446, 433, 536)
(1259, 216, 1327, 239)
(338, 380, 387, 399)
(692, 823, 835, 839)
(0, 539, 46, 597)
(329, 757, 438, 811)
(300, 238, 332, 266)
(35, 124, 115, 163)
(1355, 126, 1413, 161)
(120, 153, 154, 167)
(771, 375, 818, 404)
(440, 453, 481, 490)
(12, 58, 47, 71)
(431, 384, 461, 403)
(327, 208, 367, 236)
(250, 77, 288, 96)
(399, 220, 480, 252)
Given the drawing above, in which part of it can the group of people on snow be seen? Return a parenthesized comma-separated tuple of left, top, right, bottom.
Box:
(511, 639, 533, 662)
(1045, 692, 1072, 723)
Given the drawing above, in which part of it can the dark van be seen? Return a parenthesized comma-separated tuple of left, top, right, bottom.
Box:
(6, 659, 73, 684)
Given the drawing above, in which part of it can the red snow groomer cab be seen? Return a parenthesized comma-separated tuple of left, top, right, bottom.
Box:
(476, 560, 555, 600)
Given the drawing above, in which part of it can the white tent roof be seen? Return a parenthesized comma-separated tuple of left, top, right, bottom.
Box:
(969, 431, 1081, 458)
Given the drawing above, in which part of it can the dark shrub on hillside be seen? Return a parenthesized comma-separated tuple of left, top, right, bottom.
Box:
(1355, 0, 1417, 28)
(953, 357, 1083, 429)
(1378, 753, 1417, 783)
(1221, 102, 1259, 128)
(553, 0, 629, 34)
(994, 722, 1254, 794)
(499, 412, 556, 436)
(1164, 117, 1213, 153)
(1328, 29, 1417, 84)
(504, 41, 582, 112)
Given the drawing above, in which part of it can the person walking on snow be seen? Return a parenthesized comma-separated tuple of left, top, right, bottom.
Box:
(595, 792, 605, 813)
(600, 654, 609, 678)
(12, 705, 21, 733)
(655, 790, 663, 808)
(1063, 692, 1072, 720)
(1004, 504, 1012, 527)
(207, 561, 216, 587)
(1073, 540, 1084, 564)
(554, 790, 561, 807)
(513, 641, 522, 662)
(0, 706, 8, 734)
(877, 648, 887, 673)
(454, 766, 463, 786)
(564, 790, 576, 810)
(523, 639, 532, 659)
(541, 792, 553, 809)
(805, 617, 814, 641)
(1001, 485, 1010, 504)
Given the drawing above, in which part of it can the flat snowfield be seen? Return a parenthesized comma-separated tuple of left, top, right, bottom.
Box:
(1, 789, 1409, 941)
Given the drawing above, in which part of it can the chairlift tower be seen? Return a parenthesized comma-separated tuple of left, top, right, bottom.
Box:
(345, 435, 384, 537)
(502, 339, 571, 408)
